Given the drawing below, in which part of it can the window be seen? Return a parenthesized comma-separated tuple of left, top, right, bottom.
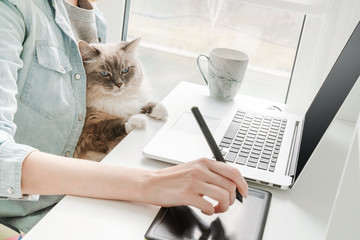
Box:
(126, 0, 304, 102)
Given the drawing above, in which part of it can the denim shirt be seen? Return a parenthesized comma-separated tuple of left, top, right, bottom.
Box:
(0, 0, 106, 232)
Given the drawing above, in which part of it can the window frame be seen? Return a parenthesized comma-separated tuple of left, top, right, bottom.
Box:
(99, 0, 360, 121)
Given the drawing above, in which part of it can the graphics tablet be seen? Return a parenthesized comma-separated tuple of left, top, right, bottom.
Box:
(145, 187, 271, 240)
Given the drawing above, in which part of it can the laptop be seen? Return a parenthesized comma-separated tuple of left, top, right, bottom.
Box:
(143, 21, 360, 189)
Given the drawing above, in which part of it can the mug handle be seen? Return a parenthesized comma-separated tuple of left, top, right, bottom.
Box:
(196, 54, 209, 85)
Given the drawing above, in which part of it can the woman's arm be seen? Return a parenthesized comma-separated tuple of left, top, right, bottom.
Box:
(0, 0, 38, 199)
(21, 151, 149, 201)
(22, 151, 248, 215)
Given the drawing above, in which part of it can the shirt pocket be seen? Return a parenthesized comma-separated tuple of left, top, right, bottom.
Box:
(19, 41, 74, 120)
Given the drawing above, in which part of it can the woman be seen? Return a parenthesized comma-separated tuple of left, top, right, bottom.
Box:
(0, 0, 248, 233)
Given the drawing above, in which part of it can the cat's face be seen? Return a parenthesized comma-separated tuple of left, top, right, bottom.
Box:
(78, 38, 143, 95)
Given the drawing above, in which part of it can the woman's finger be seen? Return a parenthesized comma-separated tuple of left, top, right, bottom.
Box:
(197, 181, 232, 213)
(186, 194, 215, 215)
(197, 169, 237, 206)
(204, 159, 248, 198)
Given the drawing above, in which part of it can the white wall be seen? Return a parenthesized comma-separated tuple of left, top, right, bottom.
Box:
(288, 0, 360, 122)
(320, 0, 360, 122)
(325, 110, 360, 240)
(96, 0, 125, 43)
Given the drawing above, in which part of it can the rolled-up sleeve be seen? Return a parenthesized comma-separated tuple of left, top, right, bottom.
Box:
(0, 1, 38, 199)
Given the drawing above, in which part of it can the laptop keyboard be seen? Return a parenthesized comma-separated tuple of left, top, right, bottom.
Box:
(218, 109, 287, 172)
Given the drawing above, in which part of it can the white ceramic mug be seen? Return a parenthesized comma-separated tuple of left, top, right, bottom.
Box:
(197, 48, 249, 101)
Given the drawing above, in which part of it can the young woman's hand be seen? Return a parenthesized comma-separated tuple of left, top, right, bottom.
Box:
(22, 152, 247, 215)
(143, 158, 248, 215)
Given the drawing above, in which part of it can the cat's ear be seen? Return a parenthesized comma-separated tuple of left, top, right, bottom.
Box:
(122, 38, 141, 53)
(78, 41, 100, 62)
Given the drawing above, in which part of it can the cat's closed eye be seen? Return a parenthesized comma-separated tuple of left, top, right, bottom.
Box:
(121, 67, 129, 74)
(100, 71, 111, 77)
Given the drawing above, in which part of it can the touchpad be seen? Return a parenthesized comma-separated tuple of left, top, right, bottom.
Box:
(171, 111, 221, 135)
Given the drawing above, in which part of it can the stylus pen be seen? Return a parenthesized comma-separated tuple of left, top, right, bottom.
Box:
(191, 106, 243, 203)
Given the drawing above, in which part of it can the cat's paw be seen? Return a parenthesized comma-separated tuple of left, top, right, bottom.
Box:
(125, 114, 148, 133)
(149, 103, 168, 121)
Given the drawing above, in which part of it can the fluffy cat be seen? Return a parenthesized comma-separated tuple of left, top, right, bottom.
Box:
(74, 38, 168, 161)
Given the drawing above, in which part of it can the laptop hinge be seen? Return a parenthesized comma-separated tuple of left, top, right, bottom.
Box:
(286, 121, 300, 178)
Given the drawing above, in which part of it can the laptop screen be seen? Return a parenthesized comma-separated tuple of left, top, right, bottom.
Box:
(296, 21, 360, 180)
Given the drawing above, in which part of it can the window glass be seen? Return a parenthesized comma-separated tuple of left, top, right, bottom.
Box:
(128, 0, 304, 102)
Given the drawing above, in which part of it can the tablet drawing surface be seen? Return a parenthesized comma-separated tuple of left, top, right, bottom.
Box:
(145, 187, 271, 240)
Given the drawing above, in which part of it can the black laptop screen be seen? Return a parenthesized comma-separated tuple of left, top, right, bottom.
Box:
(296, 21, 360, 180)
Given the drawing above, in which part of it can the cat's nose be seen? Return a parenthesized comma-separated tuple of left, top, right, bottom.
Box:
(113, 77, 123, 88)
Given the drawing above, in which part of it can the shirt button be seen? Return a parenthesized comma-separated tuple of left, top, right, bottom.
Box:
(74, 73, 82, 80)
(78, 114, 84, 121)
(65, 151, 71, 157)
(7, 186, 14, 195)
